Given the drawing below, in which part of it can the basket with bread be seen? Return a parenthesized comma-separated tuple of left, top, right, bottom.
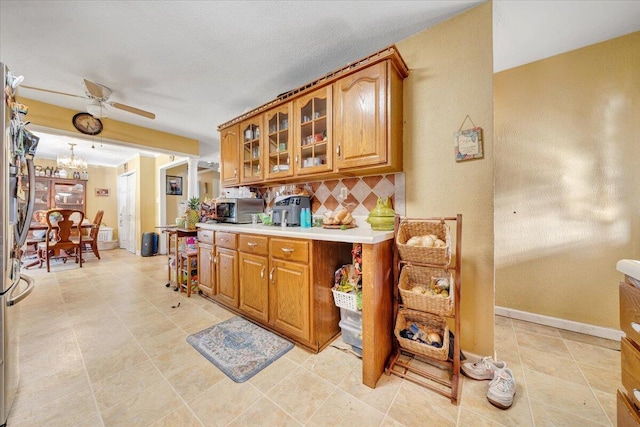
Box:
(396, 219, 451, 265)
(322, 207, 356, 229)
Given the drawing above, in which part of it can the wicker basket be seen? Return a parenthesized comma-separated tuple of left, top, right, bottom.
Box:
(396, 220, 451, 265)
(394, 308, 449, 361)
(398, 265, 453, 316)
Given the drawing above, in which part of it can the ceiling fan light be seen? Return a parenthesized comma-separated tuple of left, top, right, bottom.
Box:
(87, 101, 108, 118)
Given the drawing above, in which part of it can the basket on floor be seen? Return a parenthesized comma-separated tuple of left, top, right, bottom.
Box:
(398, 265, 454, 316)
(394, 308, 449, 361)
(332, 288, 360, 311)
(396, 219, 451, 266)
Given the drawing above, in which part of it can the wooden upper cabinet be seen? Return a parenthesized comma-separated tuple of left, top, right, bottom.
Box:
(218, 46, 407, 184)
(333, 61, 402, 172)
(239, 117, 263, 184)
(220, 124, 240, 186)
(333, 61, 391, 171)
(293, 86, 333, 176)
(264, 104, 294, 180)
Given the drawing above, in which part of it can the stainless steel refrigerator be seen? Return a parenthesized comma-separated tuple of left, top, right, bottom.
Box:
(1, 63, 36, 426)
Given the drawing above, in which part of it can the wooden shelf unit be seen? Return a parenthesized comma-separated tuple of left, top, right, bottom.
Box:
(386, 214, 462, 404)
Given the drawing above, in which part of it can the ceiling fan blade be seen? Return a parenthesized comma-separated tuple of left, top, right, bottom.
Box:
(109, 102, 156, 119)
(21, 85, 86, 99)
(83, 79, 106, 99)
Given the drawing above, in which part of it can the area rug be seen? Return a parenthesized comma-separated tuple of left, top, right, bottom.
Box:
(186, 316, 294, 383)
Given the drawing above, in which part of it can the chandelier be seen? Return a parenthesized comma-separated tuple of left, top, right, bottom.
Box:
(57, 143, 87, 170)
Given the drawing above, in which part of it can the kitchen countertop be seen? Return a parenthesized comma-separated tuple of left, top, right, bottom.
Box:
(196, 217, 394, 244)
(617, 259, 640, 281)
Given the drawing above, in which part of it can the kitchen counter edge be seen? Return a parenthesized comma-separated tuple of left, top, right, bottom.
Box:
(196, 222, 394, 244)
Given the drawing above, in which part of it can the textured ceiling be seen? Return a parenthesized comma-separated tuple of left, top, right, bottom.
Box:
(1, 1, 638, 167)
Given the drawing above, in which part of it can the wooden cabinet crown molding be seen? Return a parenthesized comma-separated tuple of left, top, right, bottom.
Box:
(217, 45, 408, 131)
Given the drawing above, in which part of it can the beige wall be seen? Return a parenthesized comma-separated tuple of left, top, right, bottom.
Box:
(198, 169, 219, 202)
(396, 2, 494, 356)
(166, 163, 188, 223)
(494, 32, 640, 329)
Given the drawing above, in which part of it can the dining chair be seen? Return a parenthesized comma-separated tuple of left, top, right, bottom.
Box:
(81, 210, 104, 259)
(37, 209, 84, 272)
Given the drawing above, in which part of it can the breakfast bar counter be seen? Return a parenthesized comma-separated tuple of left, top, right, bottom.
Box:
(197, 220, 395, 388)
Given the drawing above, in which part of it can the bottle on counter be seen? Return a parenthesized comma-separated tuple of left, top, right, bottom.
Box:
(301, 208, 311, 228)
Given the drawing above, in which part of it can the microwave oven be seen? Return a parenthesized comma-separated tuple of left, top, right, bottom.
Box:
(213, 198, 264, 224)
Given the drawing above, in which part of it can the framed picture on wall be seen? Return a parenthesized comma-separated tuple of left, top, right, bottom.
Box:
(166, 175, 183, 195)
(95, 188, 109, 197)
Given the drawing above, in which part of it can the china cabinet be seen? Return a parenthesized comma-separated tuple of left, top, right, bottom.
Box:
(33, 176, 87, 216)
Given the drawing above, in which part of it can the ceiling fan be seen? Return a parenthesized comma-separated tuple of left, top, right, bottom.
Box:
(22, 78, 155, 119)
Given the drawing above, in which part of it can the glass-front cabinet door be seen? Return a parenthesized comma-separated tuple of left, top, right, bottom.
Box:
(33, 178, 50, 214)
(240, 117, 263, 184)
(264, 104, 294, 180)
(294, 86, 333, 176)
(52, 179, 86, 212)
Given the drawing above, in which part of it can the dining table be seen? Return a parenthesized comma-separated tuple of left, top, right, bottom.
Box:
(22, 221, 92, 269)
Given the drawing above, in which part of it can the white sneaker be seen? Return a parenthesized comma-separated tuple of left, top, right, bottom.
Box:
(461, 356, 506, 380)
(486, 368, 516, 409)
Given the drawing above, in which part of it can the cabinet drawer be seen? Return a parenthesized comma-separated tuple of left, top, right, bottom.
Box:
(622, 337, 640, 406)
(618, 389, 640, 427)
(620, 282, 640, 346)
(239, 234, 268, 256)
(270, 238, 308, 263)
(215, 232, 237, 250)
(197, 229, 214, 245)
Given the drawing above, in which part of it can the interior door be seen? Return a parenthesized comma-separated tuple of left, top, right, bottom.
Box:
(117, 172, 136, 253)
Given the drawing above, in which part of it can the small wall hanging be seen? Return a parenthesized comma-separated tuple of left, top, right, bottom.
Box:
(454, 115, 483, 162)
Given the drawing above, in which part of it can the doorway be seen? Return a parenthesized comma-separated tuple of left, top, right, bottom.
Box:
(118, 171, 136, 253)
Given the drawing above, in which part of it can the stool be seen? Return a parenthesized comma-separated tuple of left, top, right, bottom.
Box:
(178, 251, 198, 297)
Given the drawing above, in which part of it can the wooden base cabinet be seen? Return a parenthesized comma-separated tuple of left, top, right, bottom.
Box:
(619, 275, 640, 425)
(239, 252, 269, 323)
(269, 258, 310, 343)
(214, 232, 238, 308)
(197, 230, 215, 297)
(215, 232, 352, 352)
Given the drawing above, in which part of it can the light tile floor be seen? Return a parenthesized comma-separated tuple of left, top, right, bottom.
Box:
(9, 249, 620, 426)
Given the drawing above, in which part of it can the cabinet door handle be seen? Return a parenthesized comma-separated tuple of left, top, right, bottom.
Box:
(213, 255, 218, 264)
(260, 266, 265, 279)
(234, 168, 237, 177)
(336, 144, 341, 156)
(269, 267, 275, 283)
(634, 389, 640, 402)
(281, 247, 294, 254)
(295, 155, 299, 165)
(632, 322, 640, 333)
(247, 242, 258, 247)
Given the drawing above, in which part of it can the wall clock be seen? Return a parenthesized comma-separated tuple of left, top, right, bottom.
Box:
(72, 112, 103, 135)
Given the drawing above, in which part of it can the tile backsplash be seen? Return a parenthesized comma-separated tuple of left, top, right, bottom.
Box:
(260, 173, 405, 216)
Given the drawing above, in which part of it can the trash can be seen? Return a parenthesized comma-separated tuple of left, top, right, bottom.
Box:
(141, 232, 159, 257)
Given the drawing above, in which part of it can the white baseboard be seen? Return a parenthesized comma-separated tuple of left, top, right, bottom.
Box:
(494, 306, 623, 342)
